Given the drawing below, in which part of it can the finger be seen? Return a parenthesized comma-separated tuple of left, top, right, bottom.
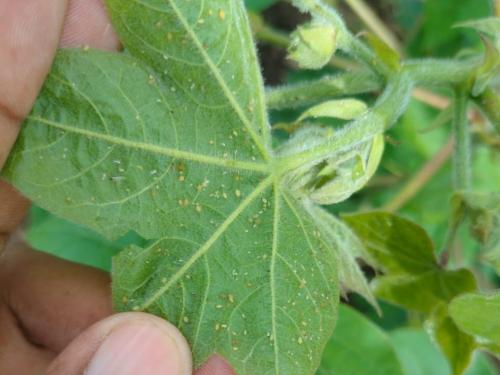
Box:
(0, 239, 111, 352)
(0, 304, 54, 374)
(0, 0, 68, 168)
(195, 356, 236, 375)
(61, 0, 120, 50)
(0, 0, 120, 245)
(0, 181, 29, 248)
(48, 312, 192, 375)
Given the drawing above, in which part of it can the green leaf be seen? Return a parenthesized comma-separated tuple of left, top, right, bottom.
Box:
(317, 305, 405, 375)
(449, 292, 500, 353)
(2, 1, 342, 373)
(456, 17, 500, 40)
(452, 192, 500, 273)
(409, 0, 492, 57)
(372, 269, 477, 314)
(308, 206, 377, 309)
(390, 328, 497, 375)
(484, 248, 500, 275)
(343, 212, 439, 275)
(426, 304, 477, 375)
(297, 99, 368, 122)
(113, 192, 339, 374)
(245, 0, 278, 11)
(288, 22, 338, 70)
(473, 37, 500, 96)
(362, 32, 401, 71)
(390, 328, 451, 375)
(26, 206, 145, 271)
(343, 212, 478, 313)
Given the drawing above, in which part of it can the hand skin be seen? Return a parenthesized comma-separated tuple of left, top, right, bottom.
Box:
(0, 1, 234, 374)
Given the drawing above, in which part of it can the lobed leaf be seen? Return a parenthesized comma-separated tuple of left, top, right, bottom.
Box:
(2, 1, 343, 373)
(343, 212, 438, 275)
(343, 212, 478, 314)
(372, 269, 477, 314)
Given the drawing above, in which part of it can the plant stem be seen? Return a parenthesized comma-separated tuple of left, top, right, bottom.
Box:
(266, 70, 381, 109)
(403, 58, 480, 87)
(383, 137, 454, 212)
(266, 58, 478, 110)
(342, 0, 402, 54)
(452, 87, 472, 191)
(248, 12, 290, 49)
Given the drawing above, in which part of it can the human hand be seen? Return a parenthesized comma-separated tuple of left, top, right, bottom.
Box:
(0, 1, 233, 374)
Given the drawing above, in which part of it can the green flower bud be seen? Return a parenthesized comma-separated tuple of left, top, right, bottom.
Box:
(288, 22, 337, 70)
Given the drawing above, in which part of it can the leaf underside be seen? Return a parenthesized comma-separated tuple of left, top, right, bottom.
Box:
(2, 1, 340, 374)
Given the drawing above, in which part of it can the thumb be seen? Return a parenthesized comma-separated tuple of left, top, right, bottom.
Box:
(47, 312, 192, 375)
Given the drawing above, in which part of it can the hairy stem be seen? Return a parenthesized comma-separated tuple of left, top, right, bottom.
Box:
(403, 58, 480, 87)
(266, 70, 381, 109)
(276, 73, 413, 173)
(249, 12, 289, 49)
(452, 87, 472, 191)
(266, 58, 480, 110)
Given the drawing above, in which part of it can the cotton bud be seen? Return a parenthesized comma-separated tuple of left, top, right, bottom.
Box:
(288, 22, 337, 70)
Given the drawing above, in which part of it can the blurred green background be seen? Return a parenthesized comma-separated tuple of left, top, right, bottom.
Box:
(25, 0, 499, 374)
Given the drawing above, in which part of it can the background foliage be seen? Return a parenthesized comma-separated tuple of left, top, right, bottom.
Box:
(23, 0, 499, 373)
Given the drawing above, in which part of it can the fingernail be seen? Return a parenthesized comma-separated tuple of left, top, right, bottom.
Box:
(86, 323, 183, 375)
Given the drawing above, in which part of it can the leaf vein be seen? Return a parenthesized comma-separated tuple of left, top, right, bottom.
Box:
(139, 176, 274, 310)
(270, 182, 281, 374)
(27, 116, 269, 173)
(166, 0, 269, 160)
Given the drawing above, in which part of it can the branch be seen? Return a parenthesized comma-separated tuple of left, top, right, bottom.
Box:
(266, 70, 381, 109)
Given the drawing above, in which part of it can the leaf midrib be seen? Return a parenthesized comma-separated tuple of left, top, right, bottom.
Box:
(164, 0, 271, 161)
(28, 116, 269, 173)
